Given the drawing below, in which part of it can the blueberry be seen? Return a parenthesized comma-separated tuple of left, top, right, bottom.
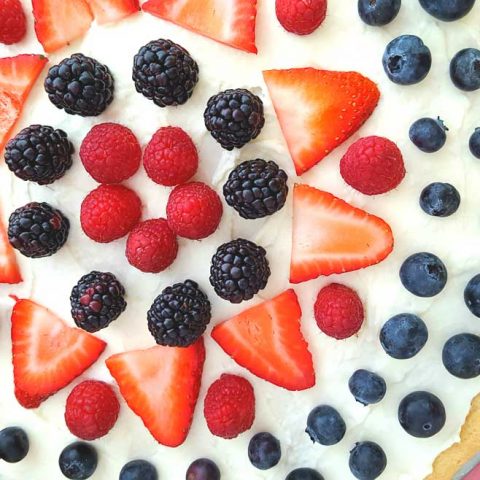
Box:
(59, 442, 98, 480)
(419, 0, 475, 21)
(186, 458, 221, 480)
(398, 391, 446, 438)
(248, 432, 281, 470)
(450, 48, 480, 91)
(120, 460, 158, 480)
(420, 182, 460, 217)
(409, 117, 448, 153)
(469, 128, 480, 158)
(349, 441, 387, 480)
(286, 468, 325, 480)
(358, 0, 401, 26)
(0, 427, 29, 463)
(382, 35, 432, 85)
(306, 405, 346, 446)
(348, 370, 387, 405)
(399, 252, 448, 297)
(465, 274, 480, 317)
(442, 333, 480, 379)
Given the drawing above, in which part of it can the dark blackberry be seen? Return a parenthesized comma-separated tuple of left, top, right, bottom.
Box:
(8, 202, 69, 258)
(204, 89, 265, 150)
(210, 238, 270, 303)
(5, 125, 74, 185)
(132, 39, 199, 108)
(223, 159, 288, 219)
(44, 53, 114, 117)
(70, 271, 127, 333)
(147, 280, 211, 347)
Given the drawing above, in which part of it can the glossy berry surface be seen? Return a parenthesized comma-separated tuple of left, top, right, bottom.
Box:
(442, 333, 480, 379)
(465, 274, 480, 317)
(286, 468, 324, 480)
(275, 0, 327, 35)
(186, 458, 220, 480)
(469, 128, 480, 158)
(0, 427, 29, 463)
(419, 0, 475, 21)
(120, 460, 158, 480)
(348, 369, 387, 405)
(358, 0, 401, 26)
(306, 405, 346, 446)
(409, 117, 448, 153)
(59, 442, 98, 479)
(248, 432, 281, 470)
(450, 48, 480, 91)
(0, 0, 26, 45)
(420, 183, 460, 217)
(349, 441, 387, 480)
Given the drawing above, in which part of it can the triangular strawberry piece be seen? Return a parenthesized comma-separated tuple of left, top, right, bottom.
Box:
(290, 184, 394, 283)
(0, 210, 21, 284)
(143, 0, 258, 54)
(263, 68, 380, 175)
(85, 0, 140, 24)
(212, 289, 315, 391)
(11, 298, 106, 408)
(106, 340, 205, 447)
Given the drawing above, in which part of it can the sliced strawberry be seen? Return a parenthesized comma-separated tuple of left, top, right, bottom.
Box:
(290, 184, 394, 283)
(32, 0, 93, 53)
(143, 0, 258, 54)
(11, 298, 106, 408)
(0, 210, 21, 284)
(212, 289, 315, 391)
(85, 0, 139, 24)
(263, 68, 380, 175)
(106, 340, 205, 447)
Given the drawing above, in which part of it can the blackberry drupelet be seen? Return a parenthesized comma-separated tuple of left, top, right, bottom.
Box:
(210, 238, 270, 303)
(132, 39, 199, 108)
(8, 202, 69, 258)
(223, 159, 288, 219)
(70, 271, 127, 333)
(147, 280, 211, 347)
(5, 125, 74, 185)
(44, 54, 114, 117)
(204, 89, 265, 150)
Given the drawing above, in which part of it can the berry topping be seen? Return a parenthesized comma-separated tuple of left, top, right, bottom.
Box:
(204, 374, 255, 439)
(248, 432, 282, 470)
(0, 427, 29, 463)
(120, 460, 158, 480)
(0, 212, 22, 284)
(0, 0, 26, 45)
(358, 0, 401, 26)
(80, 185, 141, 243)
(275, 0, 327, 35)
(442, 333, 480, 379)
(186, 458, 221, 480)
(465, 274, 480, 317)
(65, 380, 120, 440)
(80, 123, 141, 183)
(143, 127, 198, 186)
(420, 182, 460, 217)
(306, 405, 346, 446)
(348, 369, 387, 406)
(86, 0, 140, 24)
(409, 117, 448, 153)
(286, 468, 324, 480)
(450, 48, 480, 91)
(59, 442, 98, 480)
(419, 0, 475, 21)
(223, 159, 289, 219)
(349, 441, 387, 480)
(469, 128, 480, 158)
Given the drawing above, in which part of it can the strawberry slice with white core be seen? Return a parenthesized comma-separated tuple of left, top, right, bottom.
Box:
(0, 211, 21, 284)
(85, 0, 140, 24)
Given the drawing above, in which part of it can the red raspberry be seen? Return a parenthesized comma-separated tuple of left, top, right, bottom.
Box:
(81, 184, 142, 243)
(204, 374, 255, 439)
(65, 380, 120, 441)
(80, 123, 141, 184)
(314, 283, 365, 340)
(166, 182, 223, 240)
(276, 0, 327, 35)
(126, 219, 178, 273)
(0, 0, 26, 45)
(143, 127, 198, 186)
(340, 136, 406, 195)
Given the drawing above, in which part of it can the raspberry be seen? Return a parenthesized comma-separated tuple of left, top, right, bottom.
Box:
(0, 0, 26, 45)
(203, 374, 255, 439)
(143, 127, 198, 186)
(275, 0, 327, 35)
(81, 185, 142, 243)
(126, 219, 178, 273)
(80, 123, 141, 184)
(314, 283, 365, 340)
(340, 136, 406, 195)
(65, 380, 120, 441)
(166, 182, 223, 240)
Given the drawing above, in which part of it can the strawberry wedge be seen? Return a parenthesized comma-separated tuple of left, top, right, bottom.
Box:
(85, 0, 140, 24)
(0, 211, 21, 284)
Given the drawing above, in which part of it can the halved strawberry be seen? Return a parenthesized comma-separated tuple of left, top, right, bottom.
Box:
(212, 289, 315, 391)
(290, 184, 394, 283)
(0, 210, 21, 284)
(106, 340, 205, 447)
(263, 68, 380, 175)
(142, 0, 258, 54)
(11, 298, 106, 408)
(85, 0, 139, 24)
(32, 0, 93, 53)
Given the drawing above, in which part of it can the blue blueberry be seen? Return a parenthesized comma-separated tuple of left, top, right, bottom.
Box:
(465, 274, 480, 317)
(409, 117, 448, 153)
(420, 182, 460, 217)
(450, 48, 480, 91)
(382, 35, 432, 85)
(419, 0, 475, 21)
(59, 442, 98, 480)
(442, 333, 480, 379)
(120, 460, 158, 480)
(398, 391, 446, 438)
(306, 405, 346, 446)
(248, 432, 281, 470)
(469, 128, 480, 158)
(358, 0, 401, 26)
(286, 468, 324, 480)
(349, 441, 387, 480)
(348, 370, 387, 405)
(0, 427, 29, 463)
(399, 252, 448, 297)
(186, 458, 220, 480)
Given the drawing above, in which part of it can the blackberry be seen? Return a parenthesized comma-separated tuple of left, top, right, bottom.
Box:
(147, 280, 211, 347)
(132, 39, 199, 108)
(5, 125, 74, 185)
(223, 159, 288, 219)
(210, 238, 270, 303)
(8, 202, 69, 258)
(204, 89, 265, 150)
(70, 271, 127, 333)
(44, 54, 114, 117)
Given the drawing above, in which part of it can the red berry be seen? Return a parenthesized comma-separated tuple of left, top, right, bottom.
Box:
(81, 184, 142, 243)
(340, 136, 406, 195)
(80, 123, 141, 184)
(65, 380, 120, 441)
(143, 126, 198, 186)
(0, 0, 26, 45)
(126, 219, 178, 273)
(314, 283, 365, 340)
(204, 374, 255, 439)
(276, 0, 327, 36)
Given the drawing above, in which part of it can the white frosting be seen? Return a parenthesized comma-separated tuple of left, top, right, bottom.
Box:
(1, 1, 480, 479)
